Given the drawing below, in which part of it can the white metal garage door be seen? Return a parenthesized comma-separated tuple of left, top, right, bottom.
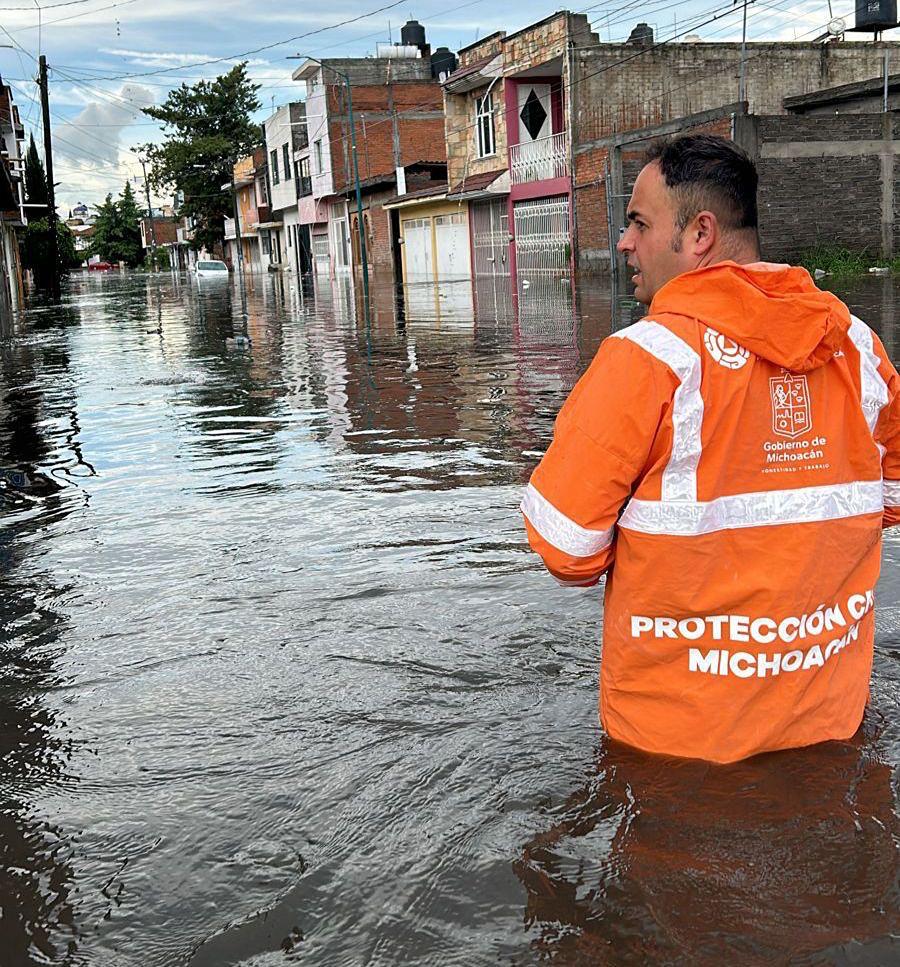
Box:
(403, 217, 433, 282)
(434, 212, 471, 279)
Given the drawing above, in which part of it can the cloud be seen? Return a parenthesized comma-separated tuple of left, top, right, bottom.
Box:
(53, 82, 156, 169)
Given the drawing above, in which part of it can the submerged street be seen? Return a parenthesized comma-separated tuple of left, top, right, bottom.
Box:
(2, 270, 900, 965)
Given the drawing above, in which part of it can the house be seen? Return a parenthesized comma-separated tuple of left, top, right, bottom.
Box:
(388, 13, 594, 305)
(263, 102, 311, 274)
(139, 216, 177, 252)
(0, 74, 25, 324)
(225, 148, 273, 272)
(290, 20, 450, 276)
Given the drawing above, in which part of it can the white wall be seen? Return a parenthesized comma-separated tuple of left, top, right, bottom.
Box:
(304, 71, 334, 201)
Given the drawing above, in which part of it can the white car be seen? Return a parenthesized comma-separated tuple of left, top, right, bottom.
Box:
(194, 259, 230, 279)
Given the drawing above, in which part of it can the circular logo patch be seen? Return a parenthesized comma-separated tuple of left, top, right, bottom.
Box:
(703, 328, 750, 370)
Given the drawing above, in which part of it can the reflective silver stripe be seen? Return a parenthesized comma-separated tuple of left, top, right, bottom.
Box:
(613, 320, 702, 502)
(847, 315, 889, 436)
(553, 575, 599, 587)
(619, 480, 883, 536)
(521, 483, 614, 557)
(885, 479, 900, 506)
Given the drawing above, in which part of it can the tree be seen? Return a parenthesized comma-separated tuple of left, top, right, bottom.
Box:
(90, 182, 144, 266)
(138, 63, 261, 254)
(23, 134, 48, 214)
(21, 219, 79, 284)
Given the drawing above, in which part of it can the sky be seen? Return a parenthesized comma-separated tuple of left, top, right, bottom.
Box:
(0, 0, 897, 215)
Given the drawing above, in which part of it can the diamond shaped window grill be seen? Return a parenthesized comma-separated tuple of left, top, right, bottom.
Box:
(519, 89, 548, 140)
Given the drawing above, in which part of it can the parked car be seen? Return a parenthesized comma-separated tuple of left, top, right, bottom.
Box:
(193, 259, 229, 279)
(87, 261, 113, 272)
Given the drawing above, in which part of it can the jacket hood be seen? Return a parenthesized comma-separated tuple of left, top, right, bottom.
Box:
(649, 261, 851, 373)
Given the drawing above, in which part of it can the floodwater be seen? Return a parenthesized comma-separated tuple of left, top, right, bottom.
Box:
(1, 269, 899, 967)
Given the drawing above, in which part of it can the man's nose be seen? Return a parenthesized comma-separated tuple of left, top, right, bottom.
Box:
(616, 226, 632, 254)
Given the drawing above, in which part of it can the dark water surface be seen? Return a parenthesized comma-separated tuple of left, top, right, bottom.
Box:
(1, 271, 899, 967)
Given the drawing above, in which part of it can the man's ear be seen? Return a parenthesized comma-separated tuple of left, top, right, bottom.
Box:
(690, 211, 717, 258)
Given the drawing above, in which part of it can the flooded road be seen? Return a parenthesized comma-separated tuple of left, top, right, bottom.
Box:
(1, 270, 899, 966)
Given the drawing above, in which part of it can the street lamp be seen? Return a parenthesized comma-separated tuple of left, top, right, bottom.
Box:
(288, 54, 370, 313)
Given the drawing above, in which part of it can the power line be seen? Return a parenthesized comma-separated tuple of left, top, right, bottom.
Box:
(55, 0, 416, 82)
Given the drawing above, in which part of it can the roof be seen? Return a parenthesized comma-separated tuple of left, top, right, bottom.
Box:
(784, 72, 900, 111)
(382, 182, 449, 208)
(447, 168, 508, 197)
(443, 53, 503, 93)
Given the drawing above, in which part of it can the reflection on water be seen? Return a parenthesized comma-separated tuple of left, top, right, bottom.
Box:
(0, 269, 898, 965)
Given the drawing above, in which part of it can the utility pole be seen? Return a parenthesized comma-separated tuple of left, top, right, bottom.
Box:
(37, 55, 60, 301)
(738, 0, 749, 109)
(139, 157, 157, 269)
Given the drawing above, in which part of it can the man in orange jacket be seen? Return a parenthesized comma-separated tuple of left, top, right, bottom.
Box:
(521, 134, 900, 763)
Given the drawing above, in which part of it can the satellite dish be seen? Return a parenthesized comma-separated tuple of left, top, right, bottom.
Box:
(827, 17, 846, 34)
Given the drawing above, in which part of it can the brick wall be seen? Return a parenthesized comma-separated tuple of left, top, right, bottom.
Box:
(573, 145, 609, 267)
(574, 113, 733, 269)
(327, 81, 446, 193)
(350, 187, 396, 269)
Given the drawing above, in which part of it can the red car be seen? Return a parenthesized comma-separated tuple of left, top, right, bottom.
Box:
(87, 261, 113, 272)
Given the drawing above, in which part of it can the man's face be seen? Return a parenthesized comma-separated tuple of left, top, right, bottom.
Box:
(616, 161, 695, 305)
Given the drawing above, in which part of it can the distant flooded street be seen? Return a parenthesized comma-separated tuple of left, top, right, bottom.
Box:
(2, 269, 900, 966)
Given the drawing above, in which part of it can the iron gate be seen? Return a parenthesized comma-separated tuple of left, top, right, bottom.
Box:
(471, 199, 509, 278)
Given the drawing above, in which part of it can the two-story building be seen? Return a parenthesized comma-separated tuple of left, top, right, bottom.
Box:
(263, 102, 311, 274)
(387, 13, 596, 306)
(291, 20, 450, 277)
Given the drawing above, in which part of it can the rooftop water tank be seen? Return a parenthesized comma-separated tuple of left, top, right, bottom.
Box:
(431, 46, 458, 80)
(401, 19, 427, 51)
(854, 0, 897, 31)
(627, 22, 654, 45)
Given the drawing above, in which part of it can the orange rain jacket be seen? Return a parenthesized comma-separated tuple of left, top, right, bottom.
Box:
(522, 262, 900, 763)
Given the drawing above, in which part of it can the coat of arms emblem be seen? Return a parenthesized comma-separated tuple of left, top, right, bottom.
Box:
(770, 373, 812, 438)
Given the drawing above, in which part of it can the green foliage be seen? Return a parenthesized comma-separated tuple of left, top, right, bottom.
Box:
(24, 134, 48, 212)
(90, 182, 144, 266)
(138, 63, 261, 254)
(798, 245, 900, 278)
(21, 219, 79, 285)
(144, 245, 170, 270)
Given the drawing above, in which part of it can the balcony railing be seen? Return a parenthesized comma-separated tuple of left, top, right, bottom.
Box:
(509, 130, 567, 186)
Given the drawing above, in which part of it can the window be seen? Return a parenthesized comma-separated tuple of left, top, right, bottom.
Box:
(297, 156, 312, 197)
(262, 232, 271, 255)
(314, 140, 323, 174)
(270, 149, 279, 185)
(476, 91, 495, 158)
(283, 144, 290, 182)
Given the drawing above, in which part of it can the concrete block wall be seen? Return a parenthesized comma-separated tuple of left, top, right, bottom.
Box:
(750, 113, 895, 262)
(575, 42, 900, 142)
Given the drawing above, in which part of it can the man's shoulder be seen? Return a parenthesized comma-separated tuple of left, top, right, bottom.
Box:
(608, 313, 704, 360)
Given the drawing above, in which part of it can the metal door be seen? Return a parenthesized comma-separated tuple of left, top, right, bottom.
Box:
(513, 196, 570, 304)
(471, 199, 508, 278)
(434, 212, 471, 279)
(402, 217, 433, 281)
(332, 217, 350, 269)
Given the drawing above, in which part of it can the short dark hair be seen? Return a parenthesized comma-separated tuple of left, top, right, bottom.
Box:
(644, 134, 758, 234)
